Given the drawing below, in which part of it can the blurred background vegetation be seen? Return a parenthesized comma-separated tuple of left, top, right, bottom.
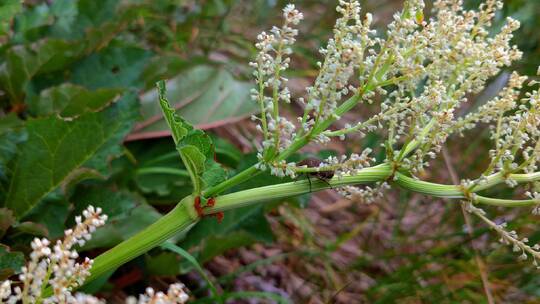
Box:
(0, 0, 539, 303)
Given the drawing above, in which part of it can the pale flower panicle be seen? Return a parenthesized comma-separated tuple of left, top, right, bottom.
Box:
(0, 206, 190, 303)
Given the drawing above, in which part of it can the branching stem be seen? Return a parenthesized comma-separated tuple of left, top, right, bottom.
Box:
(83, 163, 540, 287)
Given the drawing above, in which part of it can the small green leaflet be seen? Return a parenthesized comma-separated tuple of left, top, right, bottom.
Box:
(156, 81, 226, 196)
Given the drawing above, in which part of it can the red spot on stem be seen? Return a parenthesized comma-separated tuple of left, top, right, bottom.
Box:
(216, 212, 224, 223)
(208, 212, 224, 223)
(194, 196, 222, 223)
(194, 196, 204, 217)
(207, 197, 216, 207)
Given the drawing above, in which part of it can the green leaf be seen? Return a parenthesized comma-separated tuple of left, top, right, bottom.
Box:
(128, 140, 191, 198)
(71, 2, 143, 52)
(12, 0, 124, 42)
(60, 167, 105, 197)
(0, 0, 22, 37)
(202, 160, 227, 189)
(5, 92, 139, 218)
(0, 113, 24, 134)
(13, 221, 48, 237)
(0, 245, 24, 280)
(157, 81, 226, 195)
(140, 55, 205, 90)
(181, 129, 213, 155)
(11, 3, 52, 43)
(0, 11, 142, 105)
(0, 209, 15, 239)
(211, 136, 243, 167)
(74, 0, 119, 31)
(145, 251, 181, 276)
(177, 145, 206, 193)
(177, 131, 216, 192)
(71, 43, 153, 90)
(49, 0, 78, 38)
(135, 167, 192, 199)
(28, 83, 123, 119)
(23, 195, 69, 239)
(0, 115, 26, 203)
(128, 136, 236, 200)
(131, 65, 258, 140)
(0, 39, 86, 104)
(156, 81, 191, 143)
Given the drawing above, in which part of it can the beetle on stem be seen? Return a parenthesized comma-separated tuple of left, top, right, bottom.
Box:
(297, 157, 335, 192)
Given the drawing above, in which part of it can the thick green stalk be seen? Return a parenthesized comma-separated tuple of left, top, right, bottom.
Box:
(207, 164, 392, 213)
(85, 164, 391, 285)
(85, 201, 196, 283)
(394, 172, 463, 197)
(84, 163, 540, 287)
(395, 172, 540, 206)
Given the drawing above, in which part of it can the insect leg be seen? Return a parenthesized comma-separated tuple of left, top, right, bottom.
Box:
(315, 176, 332, 189)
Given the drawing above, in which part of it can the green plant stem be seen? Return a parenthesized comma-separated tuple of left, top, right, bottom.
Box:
(85, 201, 196, 283)
(394, 172, 540, 206)
(83, 164, 540, 288)
(136, 167, 190, 177)
(204, 130, 311, 197)
(208, 164, 392, 212)
(203, 166, 259, 197)
(397, 119, 436, 161)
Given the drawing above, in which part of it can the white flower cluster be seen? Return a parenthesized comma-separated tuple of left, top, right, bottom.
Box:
(126, 284, 189, 304)
(385, 0, 524, 173)
(454, 72, 527, 134)
(301, 0, 374, 126)
(0, 206, 107, 304)
(256, 159, 297, 178)
(481, 78, 540, 186)
(526, 191, 540, 215)
(48, 207, 108, 303)
(338, 182, 391, 204)
(250, 4, 303, 159)
(252, 0, 524, 175)
(250, 0, 536, 182)
(465, 202, 540, 268)
(322, 149, 375, 179)
(249, 0, 540, 243)
(0, 206, 189, 304)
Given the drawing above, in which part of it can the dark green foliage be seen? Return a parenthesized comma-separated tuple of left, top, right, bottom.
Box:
(5, 93, 139, 217)
(0, 245, 24, 280)
(0, 0, 264, 299)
